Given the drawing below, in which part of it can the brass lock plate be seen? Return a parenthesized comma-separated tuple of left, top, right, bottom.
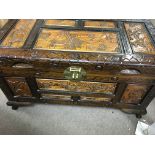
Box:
(64, 66, 86, 81)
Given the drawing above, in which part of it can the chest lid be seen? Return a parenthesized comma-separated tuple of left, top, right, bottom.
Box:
(0, 19, 155, 66)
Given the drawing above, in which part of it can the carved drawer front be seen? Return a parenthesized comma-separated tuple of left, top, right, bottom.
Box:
(36, 79, 116, 95)
(5, 77, 32, 97)
(121, 84, 149, 104)
(41, 94, 111, 102)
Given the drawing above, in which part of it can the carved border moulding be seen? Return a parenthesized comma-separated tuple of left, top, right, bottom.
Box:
(121, 54, 155, 65)
(1, 48, 155, 66)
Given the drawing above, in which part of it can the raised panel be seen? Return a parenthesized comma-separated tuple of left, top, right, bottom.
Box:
(37, 79, 116, 94)
(5, 77, 32, 97)
(34, 29, 120, 53)
(45, 20, 75, 27)
(124, 22, 155, 54)
(84, 20, 116, 28)
(121, 84, 149, 104)
(1, 19, 36, 48)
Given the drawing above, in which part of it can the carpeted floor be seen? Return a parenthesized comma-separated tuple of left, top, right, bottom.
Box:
(0, 89, 155, 135)
(0, 20, 155, 135)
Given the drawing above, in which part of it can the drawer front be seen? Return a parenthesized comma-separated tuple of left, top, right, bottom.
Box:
(41, 94, 111, 102)
(36, 79, 116, 95)
(121, 84, 150, 104)
(5, 77, 32, 97)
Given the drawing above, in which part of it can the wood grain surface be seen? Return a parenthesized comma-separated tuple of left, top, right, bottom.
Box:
(34, 29, 119, 53)
(1, 19, 36, 48)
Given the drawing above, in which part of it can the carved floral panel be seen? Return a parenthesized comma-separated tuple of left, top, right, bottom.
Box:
(124, 22, 155, 54)
(1, 19, 36, 48)
(34, 29, 120, 53)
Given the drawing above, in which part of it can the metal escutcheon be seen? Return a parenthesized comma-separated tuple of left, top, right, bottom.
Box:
(64, 66, 86, 81)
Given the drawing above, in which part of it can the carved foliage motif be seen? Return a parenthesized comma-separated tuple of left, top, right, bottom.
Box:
(1, 19, 36, 48)
(37, 79, 116, 94)
(5, 77, 32, 97)
(121, 84, 149, 104)
(34, 29, 120, 53)
(124, 22, 155, 54)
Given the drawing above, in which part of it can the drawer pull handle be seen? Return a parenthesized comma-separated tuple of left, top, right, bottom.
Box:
(120, 69, 140, 75)
(12, 63, 34, 69)
(71, 96, 81, 102)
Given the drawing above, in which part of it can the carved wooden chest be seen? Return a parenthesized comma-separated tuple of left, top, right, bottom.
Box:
(0, 19, 155, 118)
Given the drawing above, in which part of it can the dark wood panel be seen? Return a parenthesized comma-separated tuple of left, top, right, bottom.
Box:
(5, 77, 32, 97)
(121, 84, 149, 104)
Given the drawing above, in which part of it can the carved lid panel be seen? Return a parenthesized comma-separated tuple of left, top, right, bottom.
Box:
(45, 20, 75, 27)
(0, 19, 155, 65)
(34, 29, 120, 53)
(124, 22, 155, 54)
(0, 19, 36, 48)
(84, 20, 116, 28)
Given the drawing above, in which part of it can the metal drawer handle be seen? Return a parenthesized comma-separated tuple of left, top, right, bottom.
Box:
(120, 69, 140, 75)
(12, 63, 33, 69)
(71, 96, 81, 102)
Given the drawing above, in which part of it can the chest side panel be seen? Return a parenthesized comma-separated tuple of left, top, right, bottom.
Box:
(121, 84, 150, 104)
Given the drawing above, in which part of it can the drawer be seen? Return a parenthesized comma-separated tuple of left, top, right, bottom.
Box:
(36, 79, 116, 95)
(40, 94, 111, 103)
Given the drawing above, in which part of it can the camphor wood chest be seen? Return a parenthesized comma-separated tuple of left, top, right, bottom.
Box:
(0, 19, 155, 118)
